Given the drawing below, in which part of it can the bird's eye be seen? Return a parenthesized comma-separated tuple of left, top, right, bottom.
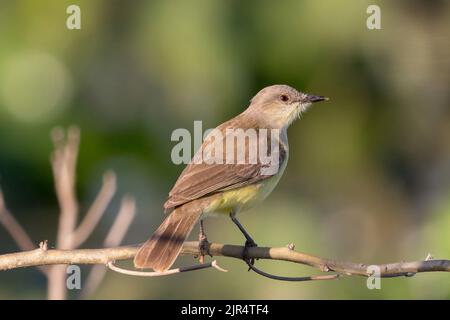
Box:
(280, 94, 289, 102)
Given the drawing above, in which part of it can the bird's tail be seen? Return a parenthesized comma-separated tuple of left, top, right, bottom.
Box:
(134, 205, 203, 272)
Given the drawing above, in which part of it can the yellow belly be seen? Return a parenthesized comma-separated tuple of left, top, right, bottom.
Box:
(204, 163, 287, 216)
(204, 129, 289, 217)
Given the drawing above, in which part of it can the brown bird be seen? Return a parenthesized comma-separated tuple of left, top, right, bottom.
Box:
(134, 84, 328, 271)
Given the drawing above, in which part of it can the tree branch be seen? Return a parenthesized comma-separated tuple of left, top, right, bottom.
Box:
(0, 190, 49, 276)
(48, 126, 81, 300)
(1, 241, 449, 279)
(0, 126, 135, 299)
(0, 191, 37, 253)
(71, 172, 117, 248)
(81, 195, 136, 298)
(107, 260, 227, 277)
(51, 126, 80, 250)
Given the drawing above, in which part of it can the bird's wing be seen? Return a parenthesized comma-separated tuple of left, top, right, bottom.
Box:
(163, 117, 287, 212)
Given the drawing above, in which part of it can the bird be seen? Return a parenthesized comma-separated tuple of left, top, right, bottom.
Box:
(134, 84, 328, 271)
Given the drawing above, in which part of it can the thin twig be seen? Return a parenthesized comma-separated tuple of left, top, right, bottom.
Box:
(102, 196, 136, 247)
(71, 172, 117, 248)
(0, 191, 37, 252)
(51, 126, 80, 250)
(81, 196, 136, 297)
(107, 260, 227, 277)
(244, 260, 339, 281)
(0, 190, 49, 276)
(48, 126, 81, 300)
(1, 126, 135, 299)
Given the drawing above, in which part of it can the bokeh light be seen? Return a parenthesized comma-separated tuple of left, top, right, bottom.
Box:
(0, 51, 73, 123)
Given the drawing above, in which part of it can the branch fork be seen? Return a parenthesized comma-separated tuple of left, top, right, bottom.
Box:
(0, 126, 136, 299)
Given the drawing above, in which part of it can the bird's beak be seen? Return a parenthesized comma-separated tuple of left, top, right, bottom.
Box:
(302, 94, 329, 103)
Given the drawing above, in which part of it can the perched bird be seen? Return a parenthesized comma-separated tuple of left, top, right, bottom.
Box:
(134, 84, 328, 271)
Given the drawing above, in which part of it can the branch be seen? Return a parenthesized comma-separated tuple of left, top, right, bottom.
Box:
(102, 196, 136, 248)
(71, 171, 117, 248)
(107, 260, 227, 276)
(1, 126, 136, 299)
(0, 191, 37, 252)
(0, 190, 49, 276)
(51, 126, 80, 250)
(48, 126, 82, 300)
(1, 241, 449, 279)
(81, 196, 136, 298)
(244, 260, 339, 281)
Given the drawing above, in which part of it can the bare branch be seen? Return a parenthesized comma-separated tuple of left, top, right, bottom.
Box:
(71, 172, 117, 248)
(51, 126, 80, 250)
(48, 126, 81, 300)
(107, 260, 227, 277)
(1, 126, 134, 299)
(244, 260, 339, 281)
(103, 196, 136, 247)
(81, 196, 136, 297)
(0, 191, 36, 252)
(0, 190, 49, 276)
(1, 241, 449, 280)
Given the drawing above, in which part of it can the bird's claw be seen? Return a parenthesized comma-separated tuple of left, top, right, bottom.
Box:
(243, 239, 258, 271)
(198, 221, 210, 263)
(198, 236, 210, 263)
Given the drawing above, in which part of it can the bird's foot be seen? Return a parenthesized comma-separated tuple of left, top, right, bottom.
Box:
(198, 220, 210, 263)
(243, 239, 258, 271)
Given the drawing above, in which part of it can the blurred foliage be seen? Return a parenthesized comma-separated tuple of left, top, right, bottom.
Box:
(0, 0, 449, 299)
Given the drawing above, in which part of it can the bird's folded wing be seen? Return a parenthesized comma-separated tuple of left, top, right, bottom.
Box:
(164, 119, 286, 212)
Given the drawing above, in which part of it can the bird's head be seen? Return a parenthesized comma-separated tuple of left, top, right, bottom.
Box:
(246, 84, 328, 128)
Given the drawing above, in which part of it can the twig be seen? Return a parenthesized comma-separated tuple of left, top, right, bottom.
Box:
(107, 260, 227, 277)
(0, 191, 37, 252)
(102, 196, 136, 247)
(81, 196, 136, 297)
(51, 126, 80, 250)
(48, 126, 81, 300)
(244, 260, 339, 281)
(1, 242, 449, 279)
(0, 190, 48, 276)
(71, 171, 117, 248)
(1, 126, 135, 299)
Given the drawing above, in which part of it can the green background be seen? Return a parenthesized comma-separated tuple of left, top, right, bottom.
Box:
(0, 0, 449, 299)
